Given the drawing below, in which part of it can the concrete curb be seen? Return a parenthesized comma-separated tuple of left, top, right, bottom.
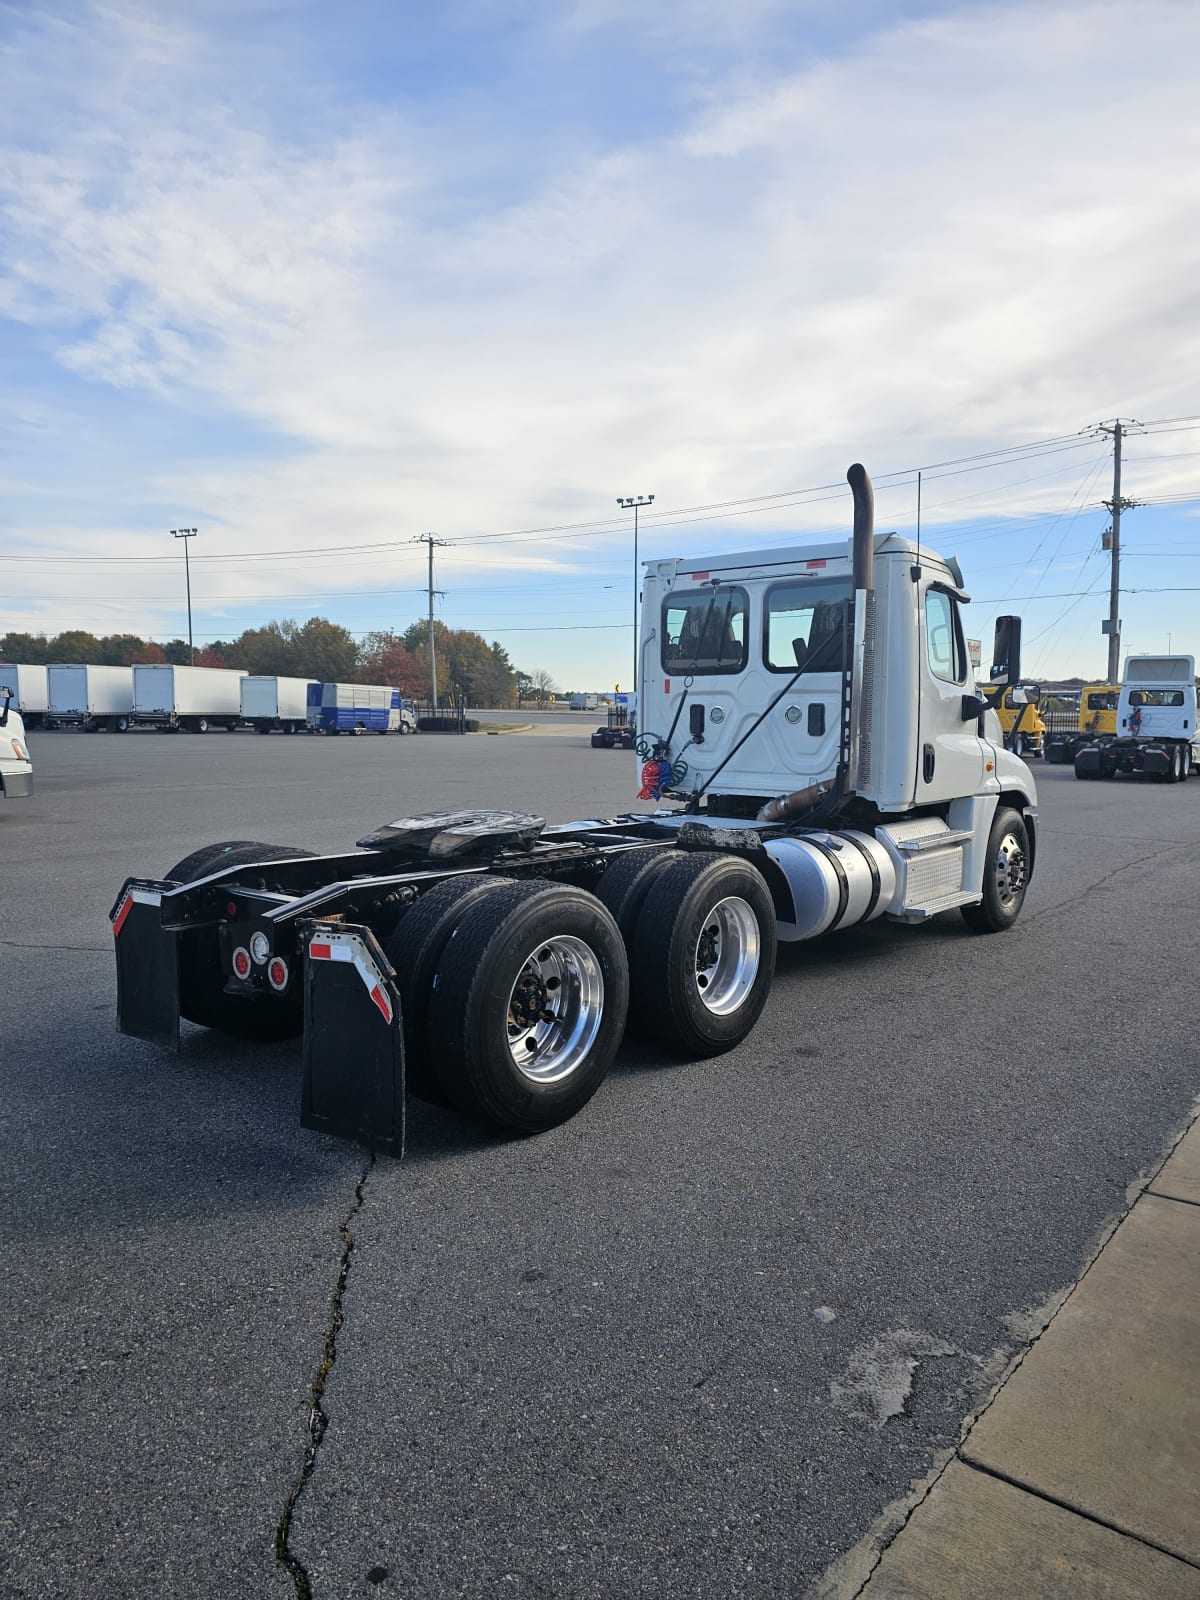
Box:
(808, 1097, 1200, 1599)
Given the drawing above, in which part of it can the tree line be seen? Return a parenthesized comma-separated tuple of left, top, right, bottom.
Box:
(0, 617, 529, 707)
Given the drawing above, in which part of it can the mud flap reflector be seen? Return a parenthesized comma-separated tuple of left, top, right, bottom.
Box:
(111, 884, 180, 1049)
(302, 925, 404, 1157)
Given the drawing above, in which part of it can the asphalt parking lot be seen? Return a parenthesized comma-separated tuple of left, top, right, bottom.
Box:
(2, 728, 1198, 1600)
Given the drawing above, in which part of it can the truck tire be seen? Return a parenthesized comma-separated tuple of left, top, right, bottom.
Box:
(1011, 733, 1025, 758)
(113, 716, 130, 733)
(1170, 746, 1184, 784)
(1184, 746, 1194, 779)
(630, 852, 776, 1056)
(427, 882, 629, 1134)
(194, 717, 209, 734)
(165, 841, 315, 1040)
(593, 846, 683, 950)
(383, 874, 515, 1105)
(398, 722, 410, 735)
(961, 808, 1029, 934)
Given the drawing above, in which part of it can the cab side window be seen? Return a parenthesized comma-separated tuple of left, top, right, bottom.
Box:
(926, 590, 966, 684)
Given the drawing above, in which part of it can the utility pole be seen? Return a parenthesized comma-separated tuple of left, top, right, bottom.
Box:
(170, 528, 198, 664)
(1097, 421, 1139, 682)
(617, 494, 654, 694)
(412, 533, 446, 710)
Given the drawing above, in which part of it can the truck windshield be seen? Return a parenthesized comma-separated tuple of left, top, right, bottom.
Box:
(662, 586, 749, 675)
(764, 578, 852, 673)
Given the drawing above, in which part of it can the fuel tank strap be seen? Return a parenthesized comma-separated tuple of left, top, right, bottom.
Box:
(803, 835, 851, 930)
(839, 831, 883, 920)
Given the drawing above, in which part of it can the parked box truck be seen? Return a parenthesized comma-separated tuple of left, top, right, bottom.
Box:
(241, 676, 316, 735)
(47, 664, 135, 732)
(131, 665, 247, 732)
(0, 665, 49, 729)
(307, 682, 416, 735)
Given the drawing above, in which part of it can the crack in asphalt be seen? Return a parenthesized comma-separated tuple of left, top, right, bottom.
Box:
(274, 1152, 375, 1599)
(1024, 842, 1189, 927)
(0, 937, 108, 952)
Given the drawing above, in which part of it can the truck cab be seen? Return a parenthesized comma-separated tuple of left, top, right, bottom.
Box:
(641, 534, 1032, 820)
(1080, 683, 1119, 737)
(0, 688, 33, 798)
(1076, 656, 1199, 782)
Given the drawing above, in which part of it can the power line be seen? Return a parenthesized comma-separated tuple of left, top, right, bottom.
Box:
(0, 425, 1162, 569)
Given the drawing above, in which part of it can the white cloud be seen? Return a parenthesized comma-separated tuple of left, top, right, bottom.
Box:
(2, 0, 1200, 678)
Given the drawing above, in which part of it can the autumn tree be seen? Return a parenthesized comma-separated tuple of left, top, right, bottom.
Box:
(98, 633, 154, 666)
(293, 617, 359, 682)
(39, 629, 101, 663)
(356, 632, 426, 697)
(0, 633, 49, 664)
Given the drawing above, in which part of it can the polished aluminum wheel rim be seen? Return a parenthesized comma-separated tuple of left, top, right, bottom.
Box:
(506, 934, 604, 1084)
(693, 896, 760, 1015)
(995, 832, 1028, 907)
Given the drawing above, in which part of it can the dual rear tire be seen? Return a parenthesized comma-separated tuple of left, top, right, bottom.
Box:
(389, 878, 628, 1133)
(390, 849, 778, 1133)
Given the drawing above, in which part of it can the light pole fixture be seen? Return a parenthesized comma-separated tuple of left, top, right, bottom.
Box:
(170, 527, 198, 664)
(617, 494, 654, 694)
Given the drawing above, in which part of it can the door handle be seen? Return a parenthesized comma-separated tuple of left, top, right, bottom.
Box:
(923, 743, 935, 783)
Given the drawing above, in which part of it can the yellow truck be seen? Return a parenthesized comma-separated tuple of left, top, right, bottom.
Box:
(989, 682, 1045, 758)
(1044, 683, 1119, 763)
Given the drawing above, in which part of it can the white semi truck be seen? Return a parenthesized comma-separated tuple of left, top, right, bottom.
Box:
(240, 676, 315, 735)
(1074, 655, 1200, 782)
(0, 664, 49, 730)
(47, 664, 135, 732)
(111, 465, 1037, 1156)
(0, 688, 33, 799)
(131, 664, 247, 732)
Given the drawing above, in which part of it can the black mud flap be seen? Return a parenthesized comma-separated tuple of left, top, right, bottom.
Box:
(1074, 745, 1101, 775)
(111, 880, 180, 1049)
(1142, 746, 1171, 775)
(301, 924, 405, 1157)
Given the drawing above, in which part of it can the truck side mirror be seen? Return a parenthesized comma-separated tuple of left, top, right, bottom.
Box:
(988, 616, 1022, 687)
(961, 693, 989, 721)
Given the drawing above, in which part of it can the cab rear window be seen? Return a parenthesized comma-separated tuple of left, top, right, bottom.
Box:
(764, 578, 852, 673)
(662, 587, 748, 675)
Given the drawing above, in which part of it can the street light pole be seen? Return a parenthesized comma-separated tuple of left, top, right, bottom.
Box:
(617, 494, 654, 695)
(171, 528, 198, 664)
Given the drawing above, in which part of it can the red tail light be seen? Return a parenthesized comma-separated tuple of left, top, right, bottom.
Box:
(232, 946, 252, 979)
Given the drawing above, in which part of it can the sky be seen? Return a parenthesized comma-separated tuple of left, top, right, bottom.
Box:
(2, 0, 1200, 689)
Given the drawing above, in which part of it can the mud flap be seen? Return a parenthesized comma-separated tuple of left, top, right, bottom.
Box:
(301, 924, 405, 1157)
(1074, 745, 1102, 775)
(111, 882, 180, 1049)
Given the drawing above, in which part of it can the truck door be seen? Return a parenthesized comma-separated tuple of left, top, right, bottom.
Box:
(918, 586, 985, 802)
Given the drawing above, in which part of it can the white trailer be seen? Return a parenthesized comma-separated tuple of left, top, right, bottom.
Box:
(47, 664, 135, 732)
(131, 665, 247, 732)
(241, 676, 315, 735)
(0, 664, 49, 729)
(112, 462, 1038, 1159)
